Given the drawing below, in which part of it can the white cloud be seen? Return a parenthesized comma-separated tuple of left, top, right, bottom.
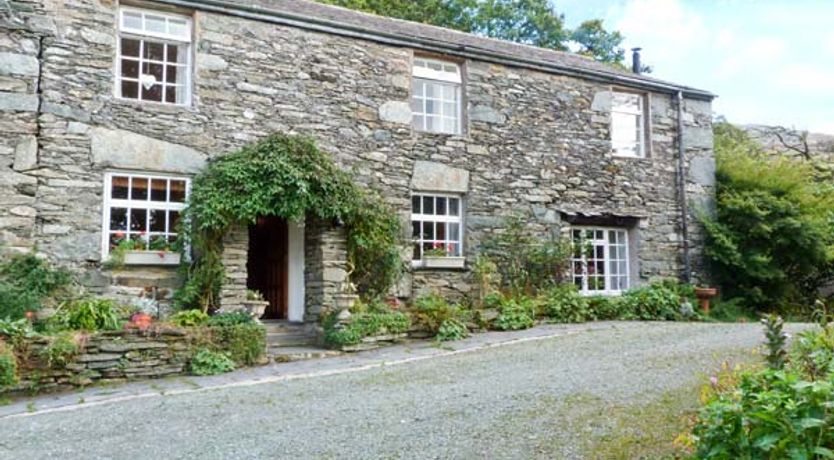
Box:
(607, 0, 707, 63)
(772, 65, 834, 93)
(745, 36, 787, 61)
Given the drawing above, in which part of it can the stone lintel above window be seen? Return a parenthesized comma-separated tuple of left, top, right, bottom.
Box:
(410, 160, 469, 194)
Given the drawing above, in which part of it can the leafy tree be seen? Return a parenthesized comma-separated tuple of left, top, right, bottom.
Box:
(319, 0, 626, 65)
(702, 123, 834, 311)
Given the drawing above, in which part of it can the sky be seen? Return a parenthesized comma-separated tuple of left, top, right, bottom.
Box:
(559, 0, 834, 134)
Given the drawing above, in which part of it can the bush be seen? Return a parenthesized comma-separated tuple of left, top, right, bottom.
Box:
(323, 310, 411, 347)
(49, 298, 124, 331)
(411, 293, 464, 334)
(587, 295, 622, 320)
(789, 324, 834, 380)
(207, 311, 253, 327)
(170, 310, 209, 327)
(0, 341, 17, 388)
(436, 318, 469, 342)
(0, 253, 70, 320)
(208, 323, 266, 366)
(617, 282, 683, 321)
(189, 348, 235, 376)
(541, 285, 590, 323)
(493, 297, 536, 330)
(702, 123, 834, 311)
(39, 332, 80, 368)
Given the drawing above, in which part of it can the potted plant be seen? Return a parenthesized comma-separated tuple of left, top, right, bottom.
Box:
(241, 289, 269, 319)
(422, 243, 465, 269)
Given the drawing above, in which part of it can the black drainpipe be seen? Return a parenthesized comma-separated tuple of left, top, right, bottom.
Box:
(676, 91, 691, 283)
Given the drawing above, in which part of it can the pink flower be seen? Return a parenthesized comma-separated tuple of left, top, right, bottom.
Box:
(709, 376, 719, 387)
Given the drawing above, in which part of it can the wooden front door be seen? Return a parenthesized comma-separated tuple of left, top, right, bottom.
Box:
(247, 216, 288, 319)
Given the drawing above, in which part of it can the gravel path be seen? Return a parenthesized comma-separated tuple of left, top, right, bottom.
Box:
(0, 322, 808, 459)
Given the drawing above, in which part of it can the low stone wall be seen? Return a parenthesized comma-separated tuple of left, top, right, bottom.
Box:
(11, 328, 201, 394)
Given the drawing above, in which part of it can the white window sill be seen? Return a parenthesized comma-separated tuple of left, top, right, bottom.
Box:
(413, 256, 466, 270)
(579, 290, 625, 297)
(122, 251, 181, 266)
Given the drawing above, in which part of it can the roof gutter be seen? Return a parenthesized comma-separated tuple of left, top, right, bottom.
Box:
(153, 0, 715, 101)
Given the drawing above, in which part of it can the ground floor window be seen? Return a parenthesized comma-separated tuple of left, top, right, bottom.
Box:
(411, 193, 463, 263)
(571, 227, 629, 294)
(101, 172, 189, 256)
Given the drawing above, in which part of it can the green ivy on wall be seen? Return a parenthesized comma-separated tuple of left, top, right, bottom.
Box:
(175, 134, 404, 312)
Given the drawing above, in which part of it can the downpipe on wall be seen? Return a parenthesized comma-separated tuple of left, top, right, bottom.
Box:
(676, 91, 691, 283)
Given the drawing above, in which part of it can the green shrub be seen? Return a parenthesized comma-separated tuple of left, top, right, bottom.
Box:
(206, 311, 253, 327)
(493, 297, 536, 330)
(0, 341, 17, 388)
(411, 293, 463, 333)
(323, 310, 411, 347)
(541, 285, 590, 323)
(587, 295, 622, 320)
(50, 298, 124, 331)
(189, 348, 235, 376)
(169, 310, 209, 327)
(702, 123, 834, 311)
(436, 318, 469, 342)
(693, 369, 834, 458)
(789, 324, 834, 380)
(209, 323, 266, 366)
(617, 282, 683, 321)
(0, 253, 71, 320)
(39, 332, 80, 368)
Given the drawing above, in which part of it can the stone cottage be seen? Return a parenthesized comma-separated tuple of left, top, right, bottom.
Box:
(0, 0, 715, 323)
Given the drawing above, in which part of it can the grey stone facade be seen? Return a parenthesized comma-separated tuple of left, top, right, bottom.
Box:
(0, 0, 714, 319)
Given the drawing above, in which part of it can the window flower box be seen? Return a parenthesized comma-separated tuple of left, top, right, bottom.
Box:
(421, 256, 465, 269)
(123, 250, 181, 266)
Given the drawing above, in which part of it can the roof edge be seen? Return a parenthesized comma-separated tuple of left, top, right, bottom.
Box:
(155, 0, 717, 101)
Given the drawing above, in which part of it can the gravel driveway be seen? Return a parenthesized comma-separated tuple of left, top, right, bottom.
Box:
(0, 322, 807, 459)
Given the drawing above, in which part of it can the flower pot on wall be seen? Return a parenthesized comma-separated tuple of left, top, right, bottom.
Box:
(241, 300, 269, 319)
(422, 256, 465, 269)
(123, 251, 181, 266)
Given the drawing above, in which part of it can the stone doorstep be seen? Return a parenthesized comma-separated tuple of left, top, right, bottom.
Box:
(270, 346, 342, 363)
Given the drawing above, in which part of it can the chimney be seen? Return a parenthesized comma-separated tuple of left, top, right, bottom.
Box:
(631, 47, 642, 74)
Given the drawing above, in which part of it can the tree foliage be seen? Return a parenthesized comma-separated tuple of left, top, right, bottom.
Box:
(176, 134, 404, 311)
(702, 123, 834, 311)
(319, 0, 627, 64)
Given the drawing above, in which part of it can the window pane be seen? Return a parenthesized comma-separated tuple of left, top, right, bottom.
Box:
(141, 83, 163, 102)
(170, 180, 186, 202)
(122, 12, 142, 30)
(131, 177, 148, 200)
(413, 243, 421, 260)
(110, 207, 128, 231)
(436, 221, 446, 241)
(442, 117, 457, 134)
(412, 221, 420, 238)
(144, 62, 164, 82)
(150, 179, 167, 201)
(121, 59, 139, 78)
(423, 221, 434, 239)
(149, 209, 166, 232)
(121, 38, 140, 57)
(449, 223, 460, 242)
(165, 64, 178, 84)
(168, 20, 187, 38)
(411, 195, 421, 213)
(436, 197, 446, 216)
(145, 15, 166, 34)
(130, 208, 147, 232)
(168, 210, 180, 232)
(425, 99, 436, 115)
(424, 83, 437, 100)
(111, 176, 129, 199)
(448, 198, 459, 216)
(121, 80, 138, 99)
(144, 41, 165, 62)
(164, 86, 177, 104)
(412, 81, 424, 98)
(422, 196, 434, 215)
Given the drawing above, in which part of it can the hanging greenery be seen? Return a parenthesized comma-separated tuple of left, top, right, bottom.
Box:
(175, 134, 404, 312)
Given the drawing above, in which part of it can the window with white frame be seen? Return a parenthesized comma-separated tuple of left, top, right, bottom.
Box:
(571, 227, 630, 294)
(411, 58, 462, 135)
(102, 173, 189, 256)
(117, 7, 192, 105)
(611, 91, 646, 157)
(411, 194, 463, 261)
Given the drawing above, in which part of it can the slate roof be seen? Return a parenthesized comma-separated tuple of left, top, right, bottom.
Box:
(163, 0, 715, 100)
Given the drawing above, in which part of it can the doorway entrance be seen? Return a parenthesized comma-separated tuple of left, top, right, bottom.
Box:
(247, 216, 288, 319)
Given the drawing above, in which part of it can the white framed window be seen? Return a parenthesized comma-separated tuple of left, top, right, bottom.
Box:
(411, 194, 463, 264)
(611, 91, 647, 157)
(571, 227, 630, 295)
(101, 172, 190, 257)
(116, 7, 192, 105)
(411, 57, 462, 135)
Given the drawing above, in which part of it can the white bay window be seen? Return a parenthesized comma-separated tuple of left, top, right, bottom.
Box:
(571, 227, 630, 295)
(411, 58, 462, 135)
(117, 7, 192, 105)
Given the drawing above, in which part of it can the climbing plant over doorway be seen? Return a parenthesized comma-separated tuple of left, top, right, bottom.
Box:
(174, 134, 404, 312)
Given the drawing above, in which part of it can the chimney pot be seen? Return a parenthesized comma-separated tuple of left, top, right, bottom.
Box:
(631, 47, 642, 74)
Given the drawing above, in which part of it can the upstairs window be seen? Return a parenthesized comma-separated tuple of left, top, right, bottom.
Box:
(411, 58, 462, 135)
(571, 227, 630, 295)
(117, 7, 192, 105)
(411, 194, 463, 263)
(611, 91, 647, 157)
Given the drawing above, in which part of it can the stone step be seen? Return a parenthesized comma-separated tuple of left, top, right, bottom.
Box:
(270, 346, 341, 363)
(260, 320, 310, 333)
(266, 333, 317, 347)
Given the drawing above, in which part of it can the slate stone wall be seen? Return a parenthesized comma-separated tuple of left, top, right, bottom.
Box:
(0, 1, 714, 311)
